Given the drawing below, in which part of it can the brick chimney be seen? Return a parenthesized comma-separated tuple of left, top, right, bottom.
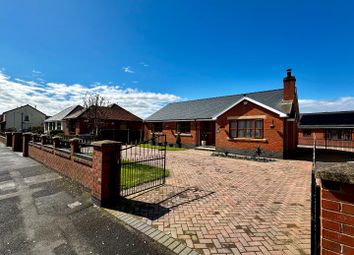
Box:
(283, 69, 296, 100)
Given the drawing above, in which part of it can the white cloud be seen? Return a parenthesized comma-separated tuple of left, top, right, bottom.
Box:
(0, 71, 180, 118)
(299, 97, 354, 113)
(32, 69, 42, 74)
(122, 66, 134, 74)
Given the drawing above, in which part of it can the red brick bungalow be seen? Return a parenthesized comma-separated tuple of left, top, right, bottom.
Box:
(298, 111, 354, 151)
(64, 104, 143, 142)
(144, 70, 299, 158)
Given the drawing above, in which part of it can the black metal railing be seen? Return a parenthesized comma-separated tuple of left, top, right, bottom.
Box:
(299, 137, 354, 153)
(46, 137, 54, 145)
(58, 139, 70, 149)
(80, 143, 93, 156)
(33, 135, 41, 143)
(119, 134, 167, 197)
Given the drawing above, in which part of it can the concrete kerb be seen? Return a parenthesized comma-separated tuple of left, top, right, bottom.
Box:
(104, 209, 201, 255)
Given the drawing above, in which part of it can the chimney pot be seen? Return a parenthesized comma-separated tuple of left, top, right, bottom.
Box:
(286, 68, 292, 77)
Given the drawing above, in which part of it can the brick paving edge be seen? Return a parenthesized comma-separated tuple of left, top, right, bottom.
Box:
(105, 208, 201, 255)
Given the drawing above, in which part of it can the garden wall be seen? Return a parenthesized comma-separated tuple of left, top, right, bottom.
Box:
(28, 143, 93, 190)
(316, 163, 354, 254)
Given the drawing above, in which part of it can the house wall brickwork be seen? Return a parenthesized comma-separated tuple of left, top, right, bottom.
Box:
(145, 121, 198, 147)
(216, 101, 285, 158)
(298, 129, 354, 149)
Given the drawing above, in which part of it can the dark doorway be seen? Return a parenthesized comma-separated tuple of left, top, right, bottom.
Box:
(199, 121, 215, 146)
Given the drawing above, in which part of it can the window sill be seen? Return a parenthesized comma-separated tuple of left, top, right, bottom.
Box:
(151, 132, 164, 135)
(177, 133, 192, 137)
(228, 137, 267, 143)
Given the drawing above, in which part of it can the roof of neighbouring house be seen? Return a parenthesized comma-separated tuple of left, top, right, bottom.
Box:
(299, 110, 354, 128)
(44, 105, 83, 122)
(145, 88, 292, 121)
(64, 104, 142, 122)
(2, 104, 47, 117)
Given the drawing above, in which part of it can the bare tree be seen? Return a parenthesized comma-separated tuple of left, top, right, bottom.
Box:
(82, 93, 110, 136)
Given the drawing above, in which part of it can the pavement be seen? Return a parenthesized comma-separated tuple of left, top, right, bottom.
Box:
(120, 150, 313, 255)
(0, 143, 175, 255)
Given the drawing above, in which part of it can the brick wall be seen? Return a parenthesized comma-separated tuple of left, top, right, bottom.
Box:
(316, 163, 354, 255)
(320, 181, 354, 254)
(28, 144, 93, 190)
(216, 101, 285, 158)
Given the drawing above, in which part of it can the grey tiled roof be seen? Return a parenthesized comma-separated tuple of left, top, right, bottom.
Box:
(44, 105, 83, 122)
(145, 89, 291, 121)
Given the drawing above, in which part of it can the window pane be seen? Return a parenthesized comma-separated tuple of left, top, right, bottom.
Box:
(177, 122, 190, 133)
(238, 129, 245, 137)
(154, 122, 163, 132)
(230, 121, 237, 129)
(256, 120, 263, 129)
(246, 129, 253, 137)
(255, 129, 262, 138)
(238, 120, 245, 128)
(246, 120, 253, 128)
(230, 130, 237, 138)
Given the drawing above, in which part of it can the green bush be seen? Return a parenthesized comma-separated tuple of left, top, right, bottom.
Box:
(5, 127, 17, 132)
(50, 129, 64, 137)
(30, 126, 44, 134)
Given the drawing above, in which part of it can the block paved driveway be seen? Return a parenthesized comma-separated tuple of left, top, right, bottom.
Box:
(123, 150, 312, 255)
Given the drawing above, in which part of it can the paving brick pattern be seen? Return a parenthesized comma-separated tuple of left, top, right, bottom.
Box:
(125, 150, 312, 255)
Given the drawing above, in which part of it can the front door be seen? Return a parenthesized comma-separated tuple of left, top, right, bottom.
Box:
(200, 121, 215, 146)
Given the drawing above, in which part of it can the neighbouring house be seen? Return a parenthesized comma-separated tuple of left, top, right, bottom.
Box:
(0, 104, 47, 132)
(298, 111, 354, 152)
(44, 105, 83, 134)
(145, 69, 299, 158)
(64, 104, 143, 142)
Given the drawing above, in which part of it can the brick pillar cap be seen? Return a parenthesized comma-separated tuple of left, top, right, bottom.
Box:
(69, 138, 80, 142)
(316, 162, 354, 185)
(40, 134, 49, 137)
(23, 132, 33, 136)
(5, 132, 13, 134)
(92, 140, 122, 147)
(53, 136, 61, 139)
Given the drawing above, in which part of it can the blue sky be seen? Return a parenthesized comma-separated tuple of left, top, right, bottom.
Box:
(1, 1, 354, 117)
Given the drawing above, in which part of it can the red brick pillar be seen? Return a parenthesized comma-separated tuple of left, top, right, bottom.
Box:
(91, 140, 121, 207)
(12, 132, 23, 152)
(53, 136, 60, 149)
(40, 134, 48, 145)
(5, 132, 12, 147)
(70, 138, 80, 156)
(316, 163, 354, 255)
(22, 132, 32, 157)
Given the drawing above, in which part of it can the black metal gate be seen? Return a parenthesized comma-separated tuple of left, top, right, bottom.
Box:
(119, 134, 167, 197)
(311, 138, 320, 255)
